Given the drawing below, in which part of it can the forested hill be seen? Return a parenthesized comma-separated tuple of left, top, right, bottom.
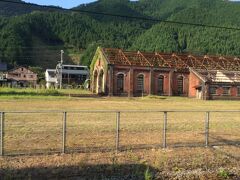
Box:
(0, 0, 58, 16)
(0, 0, 240, 69)
(131, 0, 240, 55)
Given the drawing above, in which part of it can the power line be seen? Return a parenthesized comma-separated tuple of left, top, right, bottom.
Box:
(0, 46, 86, 49)
(0, 0, 240, 31)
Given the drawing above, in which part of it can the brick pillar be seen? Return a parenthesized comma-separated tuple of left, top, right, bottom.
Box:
(168, 70, 173, 96)
(128, 67, 134, 97)
(108, 65, 113, 96)
(204, 83, 210, 100)
(149, 68, 154, 95)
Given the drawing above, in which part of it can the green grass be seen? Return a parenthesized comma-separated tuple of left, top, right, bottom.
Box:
(0, 88, 61, 95)
(58, 88, 92, 95)
(0, 87, 92, 99)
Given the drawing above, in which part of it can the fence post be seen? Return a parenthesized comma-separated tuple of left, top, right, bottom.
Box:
(0, 112, 4, 156)
(116, 112, 120, 153)
(62, 112, 67, 154)
(163, 111, 167, 148)
(205, 111, 210, 147)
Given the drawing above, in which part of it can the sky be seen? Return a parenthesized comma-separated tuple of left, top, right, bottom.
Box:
(24, 0, 98, 9)
(24, 0, 240, 9)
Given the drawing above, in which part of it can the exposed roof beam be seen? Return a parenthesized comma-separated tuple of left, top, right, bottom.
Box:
(155, 53, 172, 67)
(204, 55, 225, 70)
(118, 49, 131, 65)
(188, 55, 209, 71)
(171, 54, 189, 69)
(138, 51, 152, 66)
(101, 48, 240, 72)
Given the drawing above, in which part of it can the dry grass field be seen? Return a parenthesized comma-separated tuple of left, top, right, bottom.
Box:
(0, 93, 239, 179)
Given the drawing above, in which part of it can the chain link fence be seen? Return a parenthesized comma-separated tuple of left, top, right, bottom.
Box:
(0, 110, 239, 156)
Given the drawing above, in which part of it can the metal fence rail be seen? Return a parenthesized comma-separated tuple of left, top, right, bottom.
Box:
(0, 110, 239, 156)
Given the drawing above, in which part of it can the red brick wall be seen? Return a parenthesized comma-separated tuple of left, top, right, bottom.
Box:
(172, 72, 189, 96)
(111, 66, 191, 97)
(111, 66, 172, 96)
(209, 85, 240, 100)
(216, 87, 223, 95)
(113, 68, 129, 95)
(133, 69, 150, 95)
(189, 72, 202, 98)
(231, 86, 238, 96)
(153, 72, 170, 95)
(215, 86, 237, 96)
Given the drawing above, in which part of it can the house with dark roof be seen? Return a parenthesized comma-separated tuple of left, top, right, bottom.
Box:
(0, 62, 7, 86)
(90, 47, 240, 100)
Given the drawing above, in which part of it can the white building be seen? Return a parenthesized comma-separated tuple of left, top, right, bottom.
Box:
(46, 65, 89, 89)
(45, 69, 57, 89)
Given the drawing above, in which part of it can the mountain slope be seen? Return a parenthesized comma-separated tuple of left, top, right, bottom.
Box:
(131, 0, 240, 55)
(75, 0, 146, 21)
(0, 10, 149, 68)
(0, 0, 240, 69)
(0, 0, 56, 16)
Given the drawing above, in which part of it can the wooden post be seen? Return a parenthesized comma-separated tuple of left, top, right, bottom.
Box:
(116, 112, 120, 153)
(62, 112, 67, 153)
(205, 112, 210, 147)
(0, 112, 4, 156)
(163, 112, 167, 148)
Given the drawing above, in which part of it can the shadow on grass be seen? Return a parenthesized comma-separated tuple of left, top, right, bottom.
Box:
(5, 140, 240, 157)
(208, 135, 240, 161)
(1, 163, 158, 180)
(209, 135, 240, 146)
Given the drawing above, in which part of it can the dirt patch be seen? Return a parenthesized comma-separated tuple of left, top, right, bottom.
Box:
(0, 146, 239, 179)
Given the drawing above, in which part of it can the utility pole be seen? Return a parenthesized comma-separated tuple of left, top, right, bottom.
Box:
(60, 50, 64, 89)
(61, 50, 64, 64)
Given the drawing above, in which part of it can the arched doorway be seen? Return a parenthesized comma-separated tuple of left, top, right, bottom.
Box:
(98, 69, 104, 94)
(177, 76, 184, 95)
(158, 75, 164, 95)
(137, 74, 144, 94)
(117, 74, 124, 94)
(93, 70, 98, 93)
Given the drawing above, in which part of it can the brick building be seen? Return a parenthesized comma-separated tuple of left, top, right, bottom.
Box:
(6, 66, 38, 87)
(90, 47, 240, 100)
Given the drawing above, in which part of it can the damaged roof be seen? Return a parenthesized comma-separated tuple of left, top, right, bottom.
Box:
(101, 48, 240, 72)
(190, 69, 240, 83)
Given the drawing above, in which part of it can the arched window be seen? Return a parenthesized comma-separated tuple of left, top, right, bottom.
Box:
(117, 74, 124, 94)
(158, 75, 164, 95)
(177, 76, 184, 95)
(137, 74, 144, 92)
